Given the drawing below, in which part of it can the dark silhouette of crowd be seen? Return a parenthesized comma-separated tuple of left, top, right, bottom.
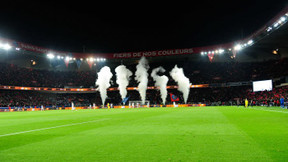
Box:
(1, 58, 288, 107)
(1, 58, 288, 88)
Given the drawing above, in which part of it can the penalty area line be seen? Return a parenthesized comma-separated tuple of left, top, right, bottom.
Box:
(0, 118, 108, 138)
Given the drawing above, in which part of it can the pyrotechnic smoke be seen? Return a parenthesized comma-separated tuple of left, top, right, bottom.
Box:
(115, 65, 132, 100)
(151, 67, 168, 105)
(135, 56, 149, 105)
(95, 66, 113, 106)
(170, 65, 191, 103)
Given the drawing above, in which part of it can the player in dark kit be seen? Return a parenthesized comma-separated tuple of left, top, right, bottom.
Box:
(280, 97, 285, 108)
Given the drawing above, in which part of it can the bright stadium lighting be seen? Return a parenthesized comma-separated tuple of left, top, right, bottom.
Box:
(47, 53, 55, 59)
(218, 49, 224, 54)
(89, 57, 94, 62)
(104, 58, 106, 61)
(96, 58, 100, 62)
(57, 55, 61, 59)
(65, 56, 70, 61)
(266, 26, 272, 32)
(280, 16, 286, 22)
(15, 47, 21, 51)
(234, 44, 242, 51)
(80, 58, 83, 61)
(247, 40, 253, 45)
(0, 43, 12, 50)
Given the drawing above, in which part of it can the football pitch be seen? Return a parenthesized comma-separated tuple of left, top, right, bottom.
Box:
(0, 106, 288, 161)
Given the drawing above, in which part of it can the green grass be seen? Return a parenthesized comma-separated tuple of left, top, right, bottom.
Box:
(0, 106, 288, 161)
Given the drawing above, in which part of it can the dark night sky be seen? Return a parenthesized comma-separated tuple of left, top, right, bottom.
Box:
(0, 1, 287, 53)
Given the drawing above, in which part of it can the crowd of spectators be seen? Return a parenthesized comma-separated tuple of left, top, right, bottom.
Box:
(0, 64, 96, 87)
(0, 58, 288, 88)
(1, 85, 287, 107)
(0, 90, 96, 107)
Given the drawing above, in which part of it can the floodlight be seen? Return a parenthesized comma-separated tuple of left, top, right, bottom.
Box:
(247, 40, 253, 45)
(266, 27, 272, 32)
(0, 43, 12, 50)
(280, 16, 286, 22)
(65, 56, 70, 61)
(234, 44, 242, 51)
(218, 49, 224, 54)
(47, 53, 55, 59)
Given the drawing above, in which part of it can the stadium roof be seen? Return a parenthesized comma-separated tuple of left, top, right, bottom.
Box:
(0, 2, 287, 54)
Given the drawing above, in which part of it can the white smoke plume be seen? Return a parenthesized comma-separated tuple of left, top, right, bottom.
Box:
(95, 66, 113, 106)
(115, 65, 132, 100)
(151, 67, 169, 105)
(135, 56, 149, 105)
(170, 65, 191, 103)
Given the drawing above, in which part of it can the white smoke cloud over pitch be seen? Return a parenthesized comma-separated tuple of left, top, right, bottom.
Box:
(135, 56, 149, 105)
(151, 67, 168, 105)
(95, 66, 113, 106)
(115, 65, 132, 100)
(170, 65, 191, 103)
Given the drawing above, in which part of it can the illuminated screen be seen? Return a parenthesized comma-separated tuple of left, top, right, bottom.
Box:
(252, 80, 273, 92)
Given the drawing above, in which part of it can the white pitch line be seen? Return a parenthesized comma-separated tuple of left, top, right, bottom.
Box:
(0, 118, 108, 138)
(250, 108, 288, 114)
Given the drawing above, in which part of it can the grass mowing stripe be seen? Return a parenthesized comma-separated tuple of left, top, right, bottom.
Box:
(0, 118, 108, 138)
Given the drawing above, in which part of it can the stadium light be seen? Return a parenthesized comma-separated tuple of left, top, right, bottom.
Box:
(247, 40, 253, 45)
(280, 16, 286, 22)
(65, 56, 70, 61)
(234, 44, 242, 51)
(218, 49, 224, 54)
(266, 27, 272, 32)
(47, 53, 55, 59)
(0, 43, 12, 50)
(57, 55, 61, 59)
